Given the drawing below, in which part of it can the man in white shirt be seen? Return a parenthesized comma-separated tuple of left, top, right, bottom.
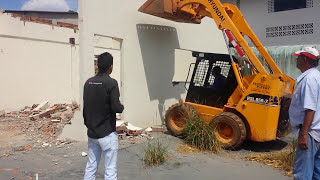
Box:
(289, 47, 320, 180)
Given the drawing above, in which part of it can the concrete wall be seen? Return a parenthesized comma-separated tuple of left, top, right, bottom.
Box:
(239, 0, 320, 47)
(79, 0, 228, 127)
(0, 12, 79, 110)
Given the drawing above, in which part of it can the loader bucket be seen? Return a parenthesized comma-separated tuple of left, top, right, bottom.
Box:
(138, 0, 204, 24)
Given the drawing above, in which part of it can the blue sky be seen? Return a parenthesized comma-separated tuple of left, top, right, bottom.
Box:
(0, 0, 78, 12)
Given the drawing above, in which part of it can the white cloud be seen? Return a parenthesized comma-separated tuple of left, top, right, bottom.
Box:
(21, 0, 70, 12)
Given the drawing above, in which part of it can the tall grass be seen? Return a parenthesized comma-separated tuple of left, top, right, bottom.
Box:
(143, 140, 169, 166)
(184, 113, 222, 152)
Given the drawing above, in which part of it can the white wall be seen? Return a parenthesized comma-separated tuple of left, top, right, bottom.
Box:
(0, 12, 80, 110)
(79, 0, 228, 127)
(240, 0, 320, 47)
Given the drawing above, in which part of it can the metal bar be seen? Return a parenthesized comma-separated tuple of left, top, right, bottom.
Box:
(185, 63, 195, 91)
(222, 29, 245, 94)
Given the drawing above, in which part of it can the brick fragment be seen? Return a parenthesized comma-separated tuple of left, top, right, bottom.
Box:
(118, 133, 126, 140)
(24, 145, 32, 151)
(29, 114, 40, 121)
(33, 101, 49, 111)
(127, 130, 142, 136)
(57, 21, 78, 29)
(151, 126, 164, 132)
(39, 105, 60, 118)
(116, 126, 127, 133)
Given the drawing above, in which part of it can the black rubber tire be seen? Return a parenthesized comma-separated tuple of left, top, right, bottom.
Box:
(165, 103, 196, 137)
(209, 112, 246, 149)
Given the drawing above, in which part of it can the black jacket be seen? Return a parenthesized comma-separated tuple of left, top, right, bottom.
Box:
(83, 73, 124, 139)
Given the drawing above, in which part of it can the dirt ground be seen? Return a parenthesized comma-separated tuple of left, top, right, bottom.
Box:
(0, 115, 294, 180)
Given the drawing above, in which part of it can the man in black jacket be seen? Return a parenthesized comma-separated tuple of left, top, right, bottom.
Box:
(83, 52, 124, 180)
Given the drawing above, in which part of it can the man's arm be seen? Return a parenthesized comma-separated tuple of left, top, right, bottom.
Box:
(110, 80, 124, 113)
(299, 110, 315, 150)
(299, 77, 318, 150)
(83, 82, 88, 126)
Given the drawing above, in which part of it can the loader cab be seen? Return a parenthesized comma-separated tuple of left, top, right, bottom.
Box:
(185, 52, 238, 108)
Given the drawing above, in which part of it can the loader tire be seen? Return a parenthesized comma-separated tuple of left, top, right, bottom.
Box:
(165, 103, 196, 137)
(209, 112, 246, 149)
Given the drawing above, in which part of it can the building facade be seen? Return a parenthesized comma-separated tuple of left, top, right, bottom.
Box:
(236, 0, 320, 78)
(79, 0, 230, 127)
(0, 12, 80, 110)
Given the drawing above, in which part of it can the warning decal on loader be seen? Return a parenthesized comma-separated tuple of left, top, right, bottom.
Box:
(245, 94, 270, 104)
(244, 94, 280, 106)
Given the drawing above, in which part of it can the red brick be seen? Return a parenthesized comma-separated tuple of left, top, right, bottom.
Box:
(152, 126, 164, 132)
(116, 126, 127, 133)
(127, 130, 142, 136)
(30, 16, 52, 24)
(57, 21, 78, 29)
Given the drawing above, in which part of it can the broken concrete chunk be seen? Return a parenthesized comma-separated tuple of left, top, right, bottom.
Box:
(33, 101, 49, 111)
(116, 120, 128, 127)
(116, 113, 121, 120)
(60, 108, 73, 120)
(145, 127, 152, 132)
(42, 143, 49, 148)
(51, 119, 61, 123)
(126, 123, 142, 131)
(81, 152, 87, 157)
(22, 108, 32, 114)
(126, 123, 143, 136)
(72, 101, 79, 109)
(39, 105, 61, 118)
(51, 112, 62, 119)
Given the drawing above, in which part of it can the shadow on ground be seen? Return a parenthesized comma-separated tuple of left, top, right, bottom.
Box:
(241, 139, 288, 152)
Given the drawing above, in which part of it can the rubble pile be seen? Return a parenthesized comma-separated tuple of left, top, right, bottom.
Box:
(0, 101, 167, 153)
(1, 101, 79, 143)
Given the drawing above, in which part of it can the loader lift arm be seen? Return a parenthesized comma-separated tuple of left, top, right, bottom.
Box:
(139, 0, 295, 93)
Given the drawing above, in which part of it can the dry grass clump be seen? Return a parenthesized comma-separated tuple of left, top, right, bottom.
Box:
(183, 113, 222, 153)
(175, 143, 200, 154)
(245, 140, 296, 176)
(143, 140, 169, 166)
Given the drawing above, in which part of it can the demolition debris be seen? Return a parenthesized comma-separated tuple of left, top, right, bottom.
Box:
(0, 101, 79, 149)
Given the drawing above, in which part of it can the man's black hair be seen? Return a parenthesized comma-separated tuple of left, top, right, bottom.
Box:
(98, 52, 113, 73)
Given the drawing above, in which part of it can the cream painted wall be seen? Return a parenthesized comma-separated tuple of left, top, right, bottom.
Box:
(0, 12, 80, 110)
(79, 0, 228, 127)
(239, 0, 320, 47)
(93, 35, 122, 84)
